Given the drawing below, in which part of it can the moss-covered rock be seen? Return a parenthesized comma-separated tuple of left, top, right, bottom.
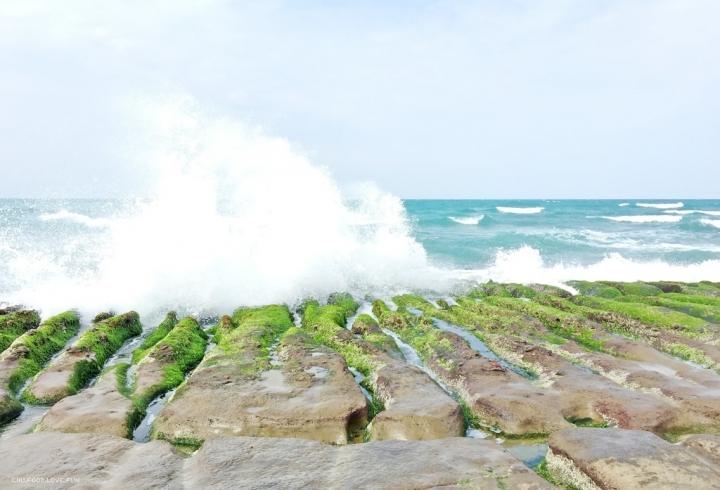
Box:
(132, 316, 208, 407)
(599, 281, 663, 297)
(36, 363, 140, 439)
(613, 295, 720, 324)
(24, 311, 142, 404)
(302, 301, 382, 377)
(92, 311, 115, 324)
(570, 295, 711, 338)
(153, 306, 368, 446)
(0, 311, 80, 394)
(565, 281, 623, 299)
(374, 298, 571, 437)
(303, 299, 464, 441)
(327, 292, 359, 315)
(351, 314, 403, 359)
(0, 309, 40, 353)
(468, 282, 513, 298)
(527, 284, 573, 299)
(662, 293, 720, 308)
(483, 296, 612, 352)
(130, 312, 178, 364)
(0, 389, 23, 424)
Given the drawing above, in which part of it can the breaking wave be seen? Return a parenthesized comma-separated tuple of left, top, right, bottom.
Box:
(0, 97, 445, 318)
(665, 210, 720, 216)
(700, 219, 720, 229)
(636, 202, 684, 209)
(456, 246, 720, 286)
(496, 207, 544, 214)
(600, 215, 683, 223)
(39, 211, 112, 228)
(449, 216, 484, 225)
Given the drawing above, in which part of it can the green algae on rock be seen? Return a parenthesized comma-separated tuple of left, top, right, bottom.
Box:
(132, 316, 208, 407)
(1, 311, 80, 394)
(565, 280, 623, 299)
(24, 311, 142, 404)
(152, 305, 368, 446)
(612, 295, 720, 324)
(483, 296, 612, 353)
(0, 309, 41, 353)
(131, 312, 179, 364)
(302, 297, 464, 441)
(570, 295, 711, 337)
(36, 363, 140, 439)
(302, 300, 382, 377)
(373, 298, 571, 437)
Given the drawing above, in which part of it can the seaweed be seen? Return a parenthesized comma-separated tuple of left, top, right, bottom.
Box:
(5, 311, 80, 393)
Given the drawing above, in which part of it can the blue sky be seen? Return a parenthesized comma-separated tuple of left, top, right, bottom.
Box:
(1, 0, 719, 198)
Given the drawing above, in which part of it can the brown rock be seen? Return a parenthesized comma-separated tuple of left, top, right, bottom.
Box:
(547, 428, 720, 489)
(24, 348, 94, 403)
(680, 434, 720, 467)
(369, 361, 464, 441)
(0, 432, 555, 489)
(36, 367, 134, 438)
(424, 330, 572, 436)
(153, 332, 368, 445)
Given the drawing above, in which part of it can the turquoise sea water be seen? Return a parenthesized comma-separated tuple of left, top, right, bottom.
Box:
(404, 199, 720, 269)
(1, 198, 719, 317)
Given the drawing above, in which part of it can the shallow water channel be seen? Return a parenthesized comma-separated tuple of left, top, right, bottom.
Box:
(377, 303, 548, 468)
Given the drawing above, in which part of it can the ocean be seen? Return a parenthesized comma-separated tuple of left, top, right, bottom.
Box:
(2, 197, 719, 322)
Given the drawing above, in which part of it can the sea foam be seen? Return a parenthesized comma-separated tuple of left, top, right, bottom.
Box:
(496, 207, 544, 214)
(0, 97, 444, 318)
(636, 202, 684, 209)
(449, 216, 484, 225)
(665, 210, 720, 216)
(700, 219, 720, 229)
(457, 245, 720, 286)
(600, 215, 683, 223)
(39, 211, 112, 228)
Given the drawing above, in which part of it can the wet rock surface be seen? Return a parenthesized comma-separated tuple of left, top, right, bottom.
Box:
(369, 361, 464, 441)
(3, 282, 720, 488)
(0, 432, 555, 489)
(36, 366, 134, 438)
(153, 329, 368, 445)
(547, 428, 720, 489)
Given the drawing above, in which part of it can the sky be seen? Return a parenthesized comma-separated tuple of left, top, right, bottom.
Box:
(1, 0, 719, 199)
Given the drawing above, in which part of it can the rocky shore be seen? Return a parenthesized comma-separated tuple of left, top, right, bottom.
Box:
(2, 280, 720, 489)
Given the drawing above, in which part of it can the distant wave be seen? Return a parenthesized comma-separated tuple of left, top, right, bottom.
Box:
(618, 203, 629, 207)
(700, 219, 720, 229)
(636, 202, 683, 209)
(39, 211, 111, 228)
(600, 215, 683, 223)
(449, 216, 484, 225)
(665, 210, 720, 216)
(496, 206, 544, 214)
(456, 245, 720, 285)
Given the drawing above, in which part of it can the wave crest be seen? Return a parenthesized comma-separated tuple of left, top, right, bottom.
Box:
(496, 206, 544, 214)
(700, 219, 720, 229)
(457, 245, 720, 284)
(39, 211, 112, 228)
(636, 202, 684, 209)
(449, 216, 484, 225)
(600, 215, 682, 223)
